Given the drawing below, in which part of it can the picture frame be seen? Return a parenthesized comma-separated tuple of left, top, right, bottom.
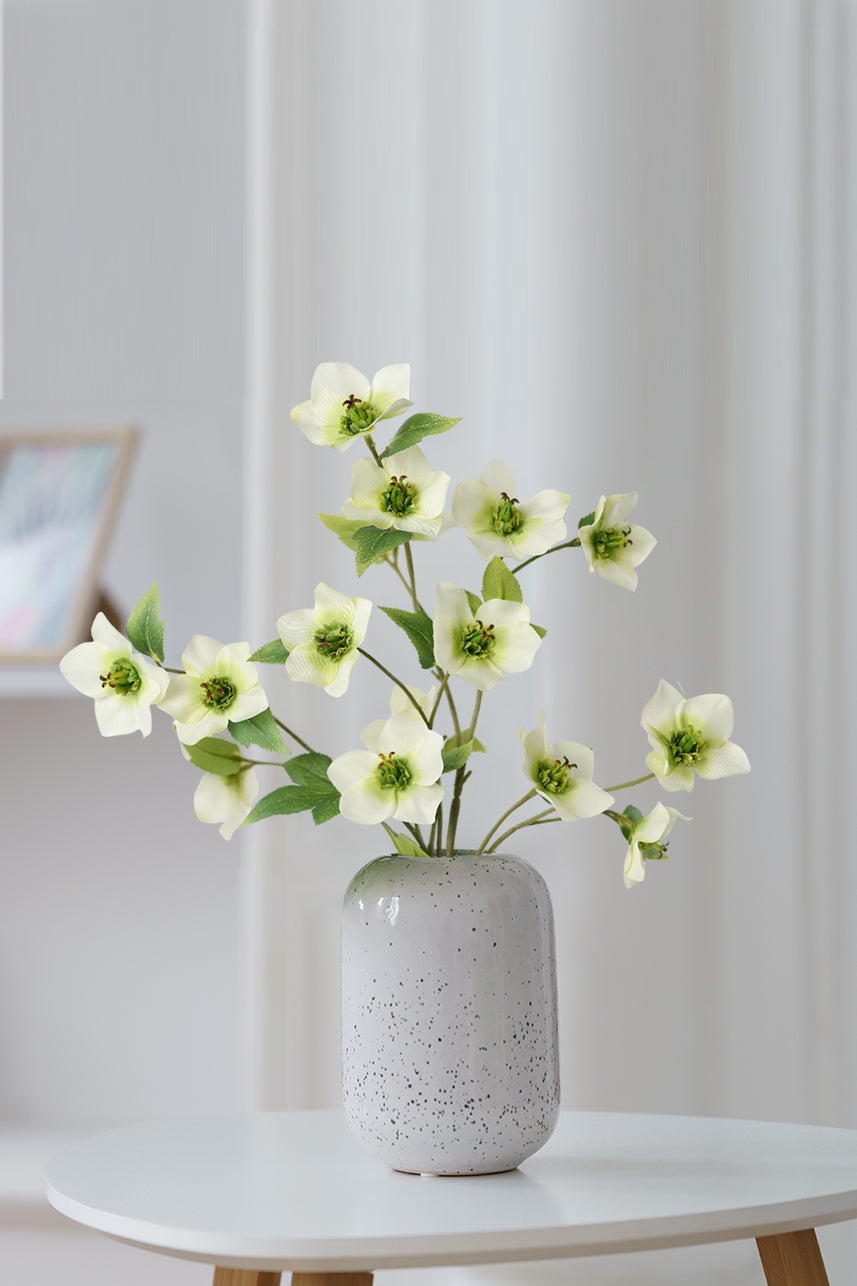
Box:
(0, 427, 139, 663)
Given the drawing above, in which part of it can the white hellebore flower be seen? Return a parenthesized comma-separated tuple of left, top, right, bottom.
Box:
(159, 637, 267, 745)
(194, 767, 260, 841)
(521, 711, 614, 821)
(452, 459, 570, 561)
(433, 583, 542, 692)
(342, 445, 451, 538)
(290, 362, 412, 452)
(578, 492, 657, 590)
(641, 679, 751, 792)
(277, 582, 371, 697)
(623, 802, 690, 889)
(328, 710, 444, 826)
(59, 612, 169, 737)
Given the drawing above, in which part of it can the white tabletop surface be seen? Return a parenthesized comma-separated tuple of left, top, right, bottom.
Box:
(44, 1110, 857, 1273)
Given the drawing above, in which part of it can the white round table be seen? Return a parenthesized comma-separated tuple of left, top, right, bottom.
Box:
(45, 1110, 857, 1286)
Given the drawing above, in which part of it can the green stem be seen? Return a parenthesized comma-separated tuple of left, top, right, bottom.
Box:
(271, 714, 315, 754)
(514, 537, 581, 574)
(403, 542, 426, 615)
(404, 821, 427, 849)
(428, 672, 449, 728)
(357, 648, 431, 725)
(431, 802, 443, 858)
(604, 771, 655, 792)
(445, 690, 484, 857)
(487, 809, 559, 853)
(364, 434, 384, 466)
(476, 789, 538, 854)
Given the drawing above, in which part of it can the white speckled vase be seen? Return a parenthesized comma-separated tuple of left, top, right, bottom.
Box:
(341, 851, 560, 1175)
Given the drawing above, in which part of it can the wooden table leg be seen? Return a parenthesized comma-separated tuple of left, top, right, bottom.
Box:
(292, 1276, 373, 1286)
(212, 1271, 283, 1286)
(757, 1230, 830, 1285)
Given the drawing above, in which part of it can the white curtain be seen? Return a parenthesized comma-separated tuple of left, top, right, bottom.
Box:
(243, 1, 856, 1281)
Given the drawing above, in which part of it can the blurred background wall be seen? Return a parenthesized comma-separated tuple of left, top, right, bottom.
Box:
(1, 2, 855, 1284)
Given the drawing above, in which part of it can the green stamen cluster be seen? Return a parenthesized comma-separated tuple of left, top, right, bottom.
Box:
(536, 756, 575, 795)
(314, 622, 353, 659)
(593, 525, 632, 559)
(460, 619, 496, 658)
(639, 841, 669, 862)
(99, 657, 141, 696)
(339, 394, 379, 437)
(200, 675, 236, 710)
(375, 752, 411, 792)
(382, 474, 416, 516)
(492, 491, 523, 536)
(668, 726, 705, 765)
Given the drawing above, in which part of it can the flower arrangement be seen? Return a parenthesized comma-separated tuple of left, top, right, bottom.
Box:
(60, 362, 750, 887)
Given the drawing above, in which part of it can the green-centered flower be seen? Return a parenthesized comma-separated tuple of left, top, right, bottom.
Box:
(520, 710, 614, 821)
(578, 492, 656, 590)
(451, 459, 570, 561)
(641, 679, 751, 792)
(159, 637, 268, 745)
(342, 445, 451, 537)
(194, 767, 260, 841)
(328, 710, 444, 825)
(277, 582, 371, 697)
(59, 612, 170, 737)
(623, 802, 690, 889)
(290, 362, 412, 452)
(432, 582, 542, 691)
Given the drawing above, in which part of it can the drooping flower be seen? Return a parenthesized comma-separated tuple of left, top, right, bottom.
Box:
(623, 802, 690, 889)
(277, 582, 371, 697)
(520, 710, 614, 821)
(328, 710, 444, 825)
(433, 583, 542, 691)
(342, 445, 451, 538)
(578, 492, 656, 590)
(159, 637, 268, 745)
(451, 459, 570, 561)
(194, 767, 260, 840)
(59, 612, 170, 737)
(641, 679, 751, 792)
(290, 362, 412, 452)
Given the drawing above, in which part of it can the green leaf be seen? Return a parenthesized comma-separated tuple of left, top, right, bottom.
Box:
(386, 829, 429, 857)
(184, 737, 244, 777)
(578, 510, 597, 529)
(352, 526, 413, 576)
(284, 751, 334, 789)
(381, 412, 461, 459)
(531, 623, 547, 639)
(481, 556, 523, 603)
(243, 785, 320, 824)
(465, 589, 482, 615)
(378, 605, 435, 669)
(441, 736, 480, 773)
(623, 804, 644, 824)
(318, 512, 364, 552)
(244, 754, 341, 826)
(310, 793, 342, 825)
(126, 583, 165, 663)
(228, 708, 286, 753)
(248, 639, 290, 664)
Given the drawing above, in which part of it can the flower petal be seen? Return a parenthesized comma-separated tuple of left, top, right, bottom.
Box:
(641, 680, 684, 737)
(683, 692, 735, 741)
(696, 741, 751, 780)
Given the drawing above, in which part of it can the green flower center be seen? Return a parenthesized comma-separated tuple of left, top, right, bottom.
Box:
(375, 752, 411, 792)
(382, 474, 416, 516)
(313, 622, 353, 660)
(460, 618, 495, 658)
(99, 657, 141, 696)
(668, 726, 706, 765)
(200, 675, 236, 710)
(536, 756, 575, 794)
(492, 492, 523, 536)
(593, 525, 632, 559)
(339, 394, 379, 438)
(639, 841, 669, 862)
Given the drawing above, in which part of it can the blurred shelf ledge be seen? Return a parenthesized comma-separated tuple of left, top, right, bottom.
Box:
(0, 668, 75, 698)
(0, 1125, 89, 1224)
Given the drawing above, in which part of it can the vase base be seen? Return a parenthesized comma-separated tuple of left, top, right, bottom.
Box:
(394, 1165, 520, 1178)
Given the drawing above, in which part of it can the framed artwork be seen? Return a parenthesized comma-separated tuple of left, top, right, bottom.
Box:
(0, 427, 139, 663)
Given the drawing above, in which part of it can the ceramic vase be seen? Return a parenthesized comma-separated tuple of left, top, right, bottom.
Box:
(341, 850, 560, 1175)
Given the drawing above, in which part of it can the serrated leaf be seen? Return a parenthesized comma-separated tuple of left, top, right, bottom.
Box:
(387, 830, 429, 856)
(126, 583, 165, 663)
(184, 737, 244, 776)
(248, 639, 290, 664)
(311, 793, 342, 825)
(378, 605, 436, 669)
(318, 512, 364, 552)
(578, 510, 597, 529)
(481, 556, 523, 603)
(243, 784, 322, 825)
(352, 526, 413, 576)
(531, 623, 547, 639)
(381, 412, 461, 459)
(465, 589, 482, 615)
(228, 708, 286, 753)
(284, 751, 335, 789)
(441, 736, 479, 773)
